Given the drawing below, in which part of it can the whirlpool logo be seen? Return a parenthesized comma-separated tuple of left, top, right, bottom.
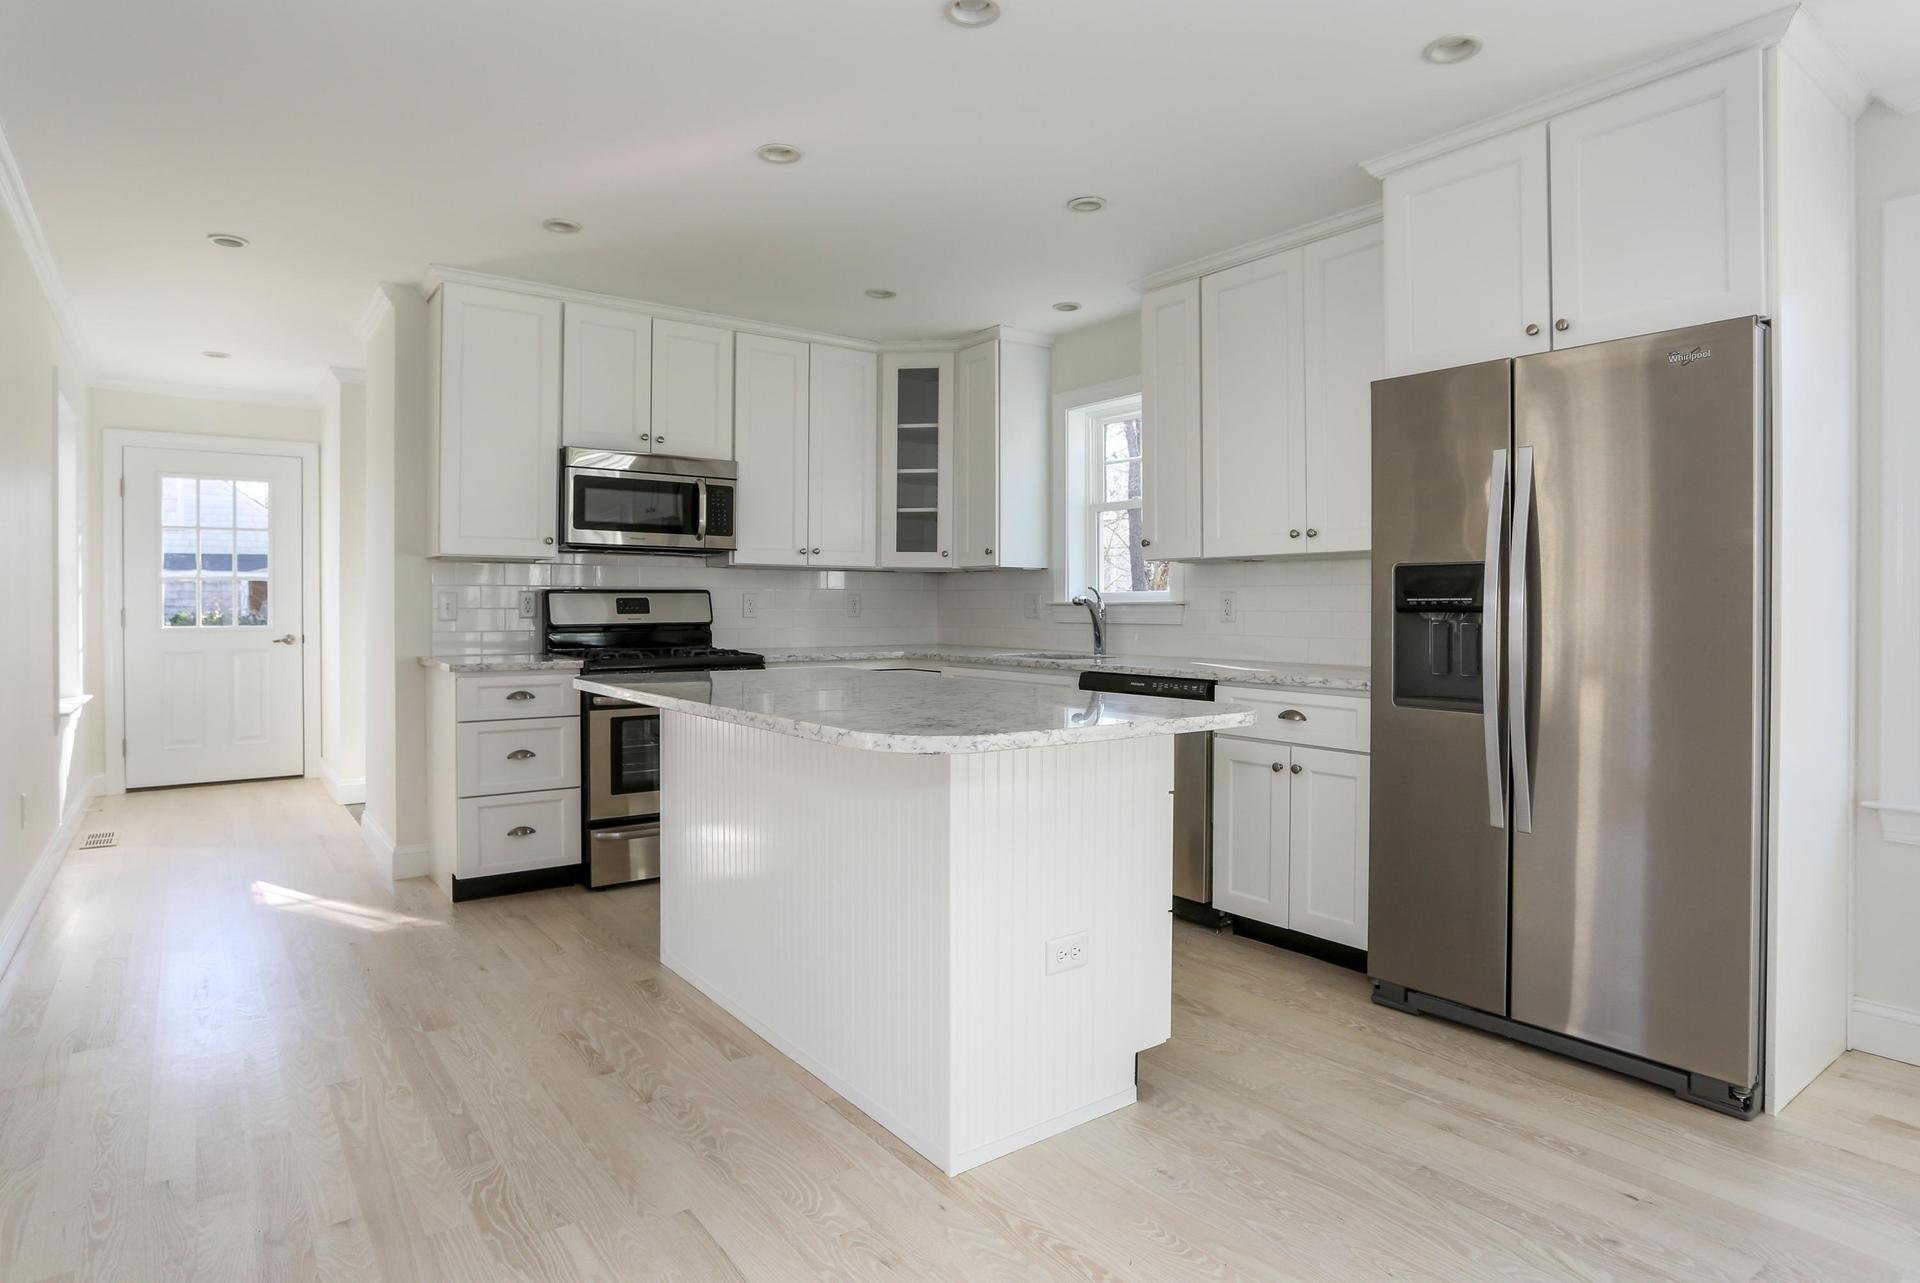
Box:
(1667, 346, 1713, 366)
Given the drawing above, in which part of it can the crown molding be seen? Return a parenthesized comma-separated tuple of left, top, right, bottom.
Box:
(353, 284, 397, 343)
(0, 116, 90, 373)
(1361, 5, 1800, 178)
(89, 375, 320, 410)
(1778, 9, 1870, 119)
(1131, 202, 1383, 294)
(1878, 78, 1920, 115)
(329, 365, 366, 384)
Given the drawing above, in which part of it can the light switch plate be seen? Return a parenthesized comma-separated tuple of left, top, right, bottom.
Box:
(435, 589, 458, 624)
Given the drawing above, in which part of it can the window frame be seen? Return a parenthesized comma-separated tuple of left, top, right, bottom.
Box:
(1051, 378, 1182, 612)
(1084, 401, 1170, 602)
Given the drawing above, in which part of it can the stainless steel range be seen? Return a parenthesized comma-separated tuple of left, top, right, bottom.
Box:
(541, 589, 764, 889)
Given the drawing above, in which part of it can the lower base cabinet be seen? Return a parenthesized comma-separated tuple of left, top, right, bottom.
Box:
(1212, 735, 1370, 950)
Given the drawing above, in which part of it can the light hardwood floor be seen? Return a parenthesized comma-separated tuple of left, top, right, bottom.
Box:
(2, 779, 1918, 1281)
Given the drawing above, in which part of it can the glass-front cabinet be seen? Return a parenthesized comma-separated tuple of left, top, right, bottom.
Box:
(879, 352, 954, 568)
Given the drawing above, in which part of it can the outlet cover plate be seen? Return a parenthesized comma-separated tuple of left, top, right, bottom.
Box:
(1045, 930, 1089, 975)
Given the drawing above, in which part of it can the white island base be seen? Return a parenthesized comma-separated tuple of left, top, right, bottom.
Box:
(660, 710, 1175, 1176)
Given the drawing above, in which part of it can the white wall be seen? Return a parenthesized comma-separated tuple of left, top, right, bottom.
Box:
(1851, 103, 1920, 1065)
(318, 370, 366, 802)
(0, 178, 96, 975)
(940, 310, 1373, 667)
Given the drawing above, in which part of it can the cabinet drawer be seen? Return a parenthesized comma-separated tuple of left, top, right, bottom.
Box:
(457, 716, 580, 797)
(455, 673, 579, 721)
(1217, 687, 1369, 752)
(458, 790, 580, 878)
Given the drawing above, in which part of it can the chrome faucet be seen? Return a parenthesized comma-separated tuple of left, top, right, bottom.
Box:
(1070, 586, 1107, 657)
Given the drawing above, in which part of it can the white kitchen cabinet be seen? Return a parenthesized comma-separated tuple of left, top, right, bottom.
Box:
(955, 336, 1050, 570)
(429, 282, 562, 560)
(651, 318, 734, 459)
(881, 353, 954, 568)
(1547, 53, 1765, 348)
(1301, 223, 1384, 554)
(1212, 737, 1292, 926)
(1201, 250, 1307, 558)
(1140, 280, 1203, 562)
(807, 344, 880, 568)
(1285, 746, 1370, 949)
(1382, 125, 1552, 377)
(732, 333, 811, 567)
(561, 303, 652, 451)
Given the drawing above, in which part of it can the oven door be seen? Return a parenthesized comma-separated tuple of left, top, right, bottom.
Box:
(565, 465, 707, 551)
(588, 697, 662, 821)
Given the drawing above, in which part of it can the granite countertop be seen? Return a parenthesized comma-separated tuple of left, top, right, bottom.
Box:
(573, 668, 1257, 754)
(418, 655, 584, 673)
(757, 646, 1371, 693)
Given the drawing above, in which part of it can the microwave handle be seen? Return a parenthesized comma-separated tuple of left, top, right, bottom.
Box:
(696, 478, 709, 540)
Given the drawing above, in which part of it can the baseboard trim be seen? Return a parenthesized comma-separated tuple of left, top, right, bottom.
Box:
(1850, 998, 1920, 1068)
(0, 776, 98, 984)
(319, 759, 366, 806)
(359, 811, 431, 881)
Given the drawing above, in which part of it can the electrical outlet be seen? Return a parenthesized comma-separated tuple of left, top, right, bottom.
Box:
(435, 589, 458, 624)
(847, 592, 862, 619)
(518, 590, 537, 620)
(1045, 930, 1089, 976)
(1024, 592, 1042, 620)
(1220, 591, 1237, 623)
(741, 593, 757, 619)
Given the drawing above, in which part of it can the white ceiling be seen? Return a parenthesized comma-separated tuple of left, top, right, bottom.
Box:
(0, 0, 1910, 398)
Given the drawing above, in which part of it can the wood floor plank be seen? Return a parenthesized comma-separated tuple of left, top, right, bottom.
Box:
(0, 778, 1915, 1282)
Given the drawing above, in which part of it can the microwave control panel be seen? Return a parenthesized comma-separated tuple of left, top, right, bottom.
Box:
(706, 484, 734, 538)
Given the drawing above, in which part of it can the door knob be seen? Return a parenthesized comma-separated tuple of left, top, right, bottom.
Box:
(1291, 763, 1302, 774)
(270, 634, 296, 645)
(1555, 318, 1570, 332)
(1525, 323, 1540, 337)
(507, 748, 536, 760)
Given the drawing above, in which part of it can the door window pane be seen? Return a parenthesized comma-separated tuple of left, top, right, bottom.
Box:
(160, 474, 270, 628)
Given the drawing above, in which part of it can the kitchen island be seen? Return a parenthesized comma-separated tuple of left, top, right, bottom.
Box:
(574, 666, 1253, 1175)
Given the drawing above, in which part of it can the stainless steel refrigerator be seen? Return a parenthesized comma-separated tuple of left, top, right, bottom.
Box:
(1368, 316, 1766, 1117)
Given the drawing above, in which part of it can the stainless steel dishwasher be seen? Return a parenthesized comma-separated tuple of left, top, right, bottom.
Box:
(1076, 671, 1222, 926)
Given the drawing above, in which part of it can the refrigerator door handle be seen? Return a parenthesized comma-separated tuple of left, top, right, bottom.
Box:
(1483, 447, 1509, 829)
(1509, 446, 1536, 834)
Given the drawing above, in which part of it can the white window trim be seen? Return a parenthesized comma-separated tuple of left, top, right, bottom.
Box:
(1867, 195, 1920, 845)
(1051, 377, 1184, 624)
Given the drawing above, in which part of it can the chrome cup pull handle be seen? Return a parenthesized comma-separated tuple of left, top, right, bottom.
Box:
(505, 690, 536, 701)
(507, 748, 536, 760)
(1277, 709, 1307, 722)
(507, 825, 536, 838)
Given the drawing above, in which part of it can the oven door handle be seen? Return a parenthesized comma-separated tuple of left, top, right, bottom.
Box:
(590, 697, 659, 713)
(591, 824, 661, 843)
(696, 478, 709, 541)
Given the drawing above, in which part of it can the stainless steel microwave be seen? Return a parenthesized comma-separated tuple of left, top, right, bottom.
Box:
(560, 448, 737, 553)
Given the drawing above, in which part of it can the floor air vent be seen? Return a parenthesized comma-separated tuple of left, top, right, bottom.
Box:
(79, 831, 117, 850)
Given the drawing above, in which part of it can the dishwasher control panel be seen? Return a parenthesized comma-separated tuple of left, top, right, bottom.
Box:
(1078, 672, 1216, 701)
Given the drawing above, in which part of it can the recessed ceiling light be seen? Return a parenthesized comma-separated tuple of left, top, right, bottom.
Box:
(202, 350, 231, 359)
(206, 233, 249, 249)
(756, 143, 803, 165)
(1422, 34, 1482, 65)
(1065, 195, 1106, 214)
(1052, 301, 1081, 312)
(946, 0, 1000, 27)
(541, 217, 583, 234)
(865, 288, 897, 300)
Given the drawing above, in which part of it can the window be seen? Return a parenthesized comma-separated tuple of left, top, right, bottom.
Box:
(1089, 402, 1170, 597)
(160, 475, 271, 627)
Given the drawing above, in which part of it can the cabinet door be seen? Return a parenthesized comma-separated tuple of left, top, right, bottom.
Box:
(880, 353, 954, 568)
(561, 303, 652, 451)
(955, 339, 1000, 569)
(808, 344, 879, 568)
(731, 333, 810, 567)
(432, 283, 561, 559)
(1140, 280, 1203, 561)
(1212, 737, 1290, 927)
(650, 319, 735, 459)
(1548, 51, 1765, 349)
(1202, 250, 1306, 558)
(1286, 747, 1370, 949)
(1302, 223, 1384, 554)
(1383, 125, 1551, 375)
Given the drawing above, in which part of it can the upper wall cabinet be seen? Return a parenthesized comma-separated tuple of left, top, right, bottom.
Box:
(1383, 127, 1551, 376)
(807, 345, 880, 568)
(429, 283, 562, 560)
(1201, 250, 1307, 558)
(880, 353, 954, 568)
(561, 304, 652, 452)
(955, 337, 1050, 570)
(731, 333, 812, 568)
(1301, 223, 1385, 554)
(1139, 280, 1203, 562)
(651, 319, 735, 460)
(1382, 50, 1766, 375)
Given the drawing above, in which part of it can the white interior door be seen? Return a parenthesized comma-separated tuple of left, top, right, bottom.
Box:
(123, 446, 305, 787)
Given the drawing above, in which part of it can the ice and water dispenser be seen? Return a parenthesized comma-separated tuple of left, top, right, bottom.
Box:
(1392, 563, 1485, 711)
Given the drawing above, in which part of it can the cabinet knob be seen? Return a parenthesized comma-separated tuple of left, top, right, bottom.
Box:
(1291, 763, 1302, 775)
(941, 550, 950, 557)
(812, 547, 821, 555)
(984, 547, 993, 555)
(1271, 762, 1283, 773)
(1305, 528, 1318, 538)
(1141, 538, 1152, 548)
(544, 536, 555, 545)
(655, 434, 665, 443)
(507, 748, 536, 760)
(1289, 529, 1301, 539)
(640, 433, 651, 442)
(507, 825, 536, 838)
(1525, 323, 1540, 337)
(1555, 318, 1570, 332)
